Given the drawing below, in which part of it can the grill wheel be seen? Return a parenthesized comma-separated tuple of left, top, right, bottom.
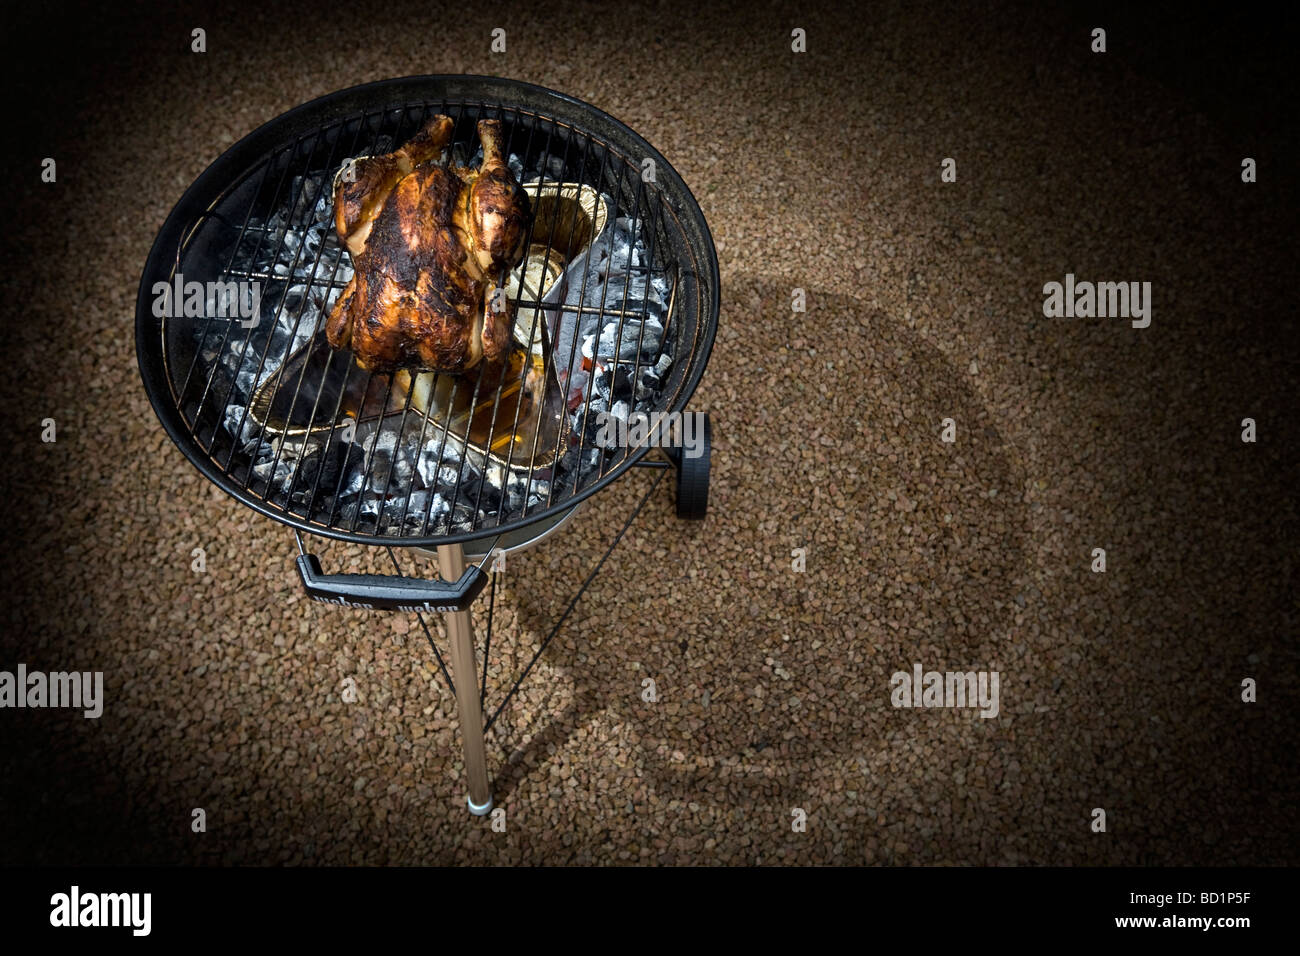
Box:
(671, 412, 711, 519)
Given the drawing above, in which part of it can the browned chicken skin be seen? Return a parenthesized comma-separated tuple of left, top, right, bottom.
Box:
(325, 117, 531, 374)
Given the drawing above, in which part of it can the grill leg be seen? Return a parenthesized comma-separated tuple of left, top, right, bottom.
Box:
(436, 543, 493, 816)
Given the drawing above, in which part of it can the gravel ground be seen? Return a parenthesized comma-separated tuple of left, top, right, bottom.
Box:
(1, 1, 1296, 865)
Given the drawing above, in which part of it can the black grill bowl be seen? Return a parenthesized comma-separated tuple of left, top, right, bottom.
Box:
(135, 76, 719, 547)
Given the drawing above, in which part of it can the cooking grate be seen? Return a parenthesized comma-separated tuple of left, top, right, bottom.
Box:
(137, 77, 717, 547)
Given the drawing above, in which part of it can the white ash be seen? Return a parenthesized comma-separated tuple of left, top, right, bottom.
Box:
(582, 313, 665, 363)
(549, 215, 672, 400)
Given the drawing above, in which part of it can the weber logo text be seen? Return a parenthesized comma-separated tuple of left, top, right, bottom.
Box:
(309, 595, 459, 613)
(50, 886, 151, 936)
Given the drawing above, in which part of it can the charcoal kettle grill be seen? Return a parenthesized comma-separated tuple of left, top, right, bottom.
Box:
(135, 76, 718, 814)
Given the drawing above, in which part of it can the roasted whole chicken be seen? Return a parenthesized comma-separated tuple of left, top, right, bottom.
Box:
(325, 116, 531, 374)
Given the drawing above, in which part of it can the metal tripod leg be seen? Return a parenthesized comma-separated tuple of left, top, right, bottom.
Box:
(436, 543, 493, 816)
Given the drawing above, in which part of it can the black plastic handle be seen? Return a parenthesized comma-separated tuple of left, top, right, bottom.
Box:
(295, 553, 487, 612)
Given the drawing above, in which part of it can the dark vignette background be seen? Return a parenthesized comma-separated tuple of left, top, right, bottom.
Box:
(0, 0, 1295, 865)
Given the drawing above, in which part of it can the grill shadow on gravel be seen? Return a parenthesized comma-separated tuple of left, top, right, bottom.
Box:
(491, 281, 1031, 814)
